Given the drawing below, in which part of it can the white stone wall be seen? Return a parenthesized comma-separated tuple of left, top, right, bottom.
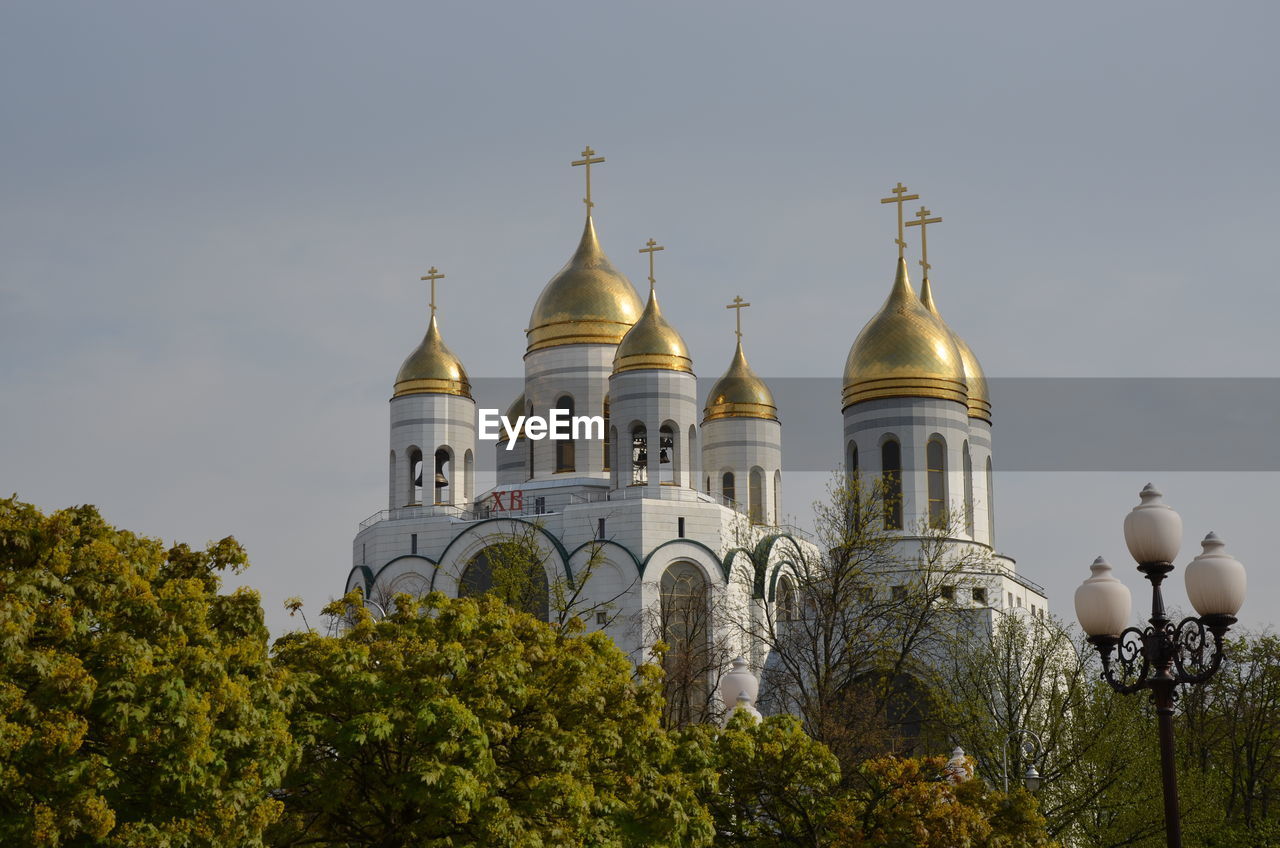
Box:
(388, 392, 477, 508)
(607, 368, 699, 490)
(701, 416, 783, 524)
(843, 397, 976, 541)
(523, 343, 614, 483)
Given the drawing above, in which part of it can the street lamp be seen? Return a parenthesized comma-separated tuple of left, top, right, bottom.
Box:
(1074, 484, 1246, 848)
(1002, 729, 1043, 794)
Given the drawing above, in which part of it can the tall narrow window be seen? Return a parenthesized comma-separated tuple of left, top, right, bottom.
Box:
(688, 424, 698, 490)
(528, 405, 535, 479)
(881, 439, 902, 530)
(602, 397, 611, 471)
(749, 467, 764, 524)
(555, 395, 575, 472)
(962, 441, 974, 537)
(986, 457, 996, 546)
(927, 437, 946, 529)
(722, 471, 736, 506)
(631, 425, 648, 484)
(774, 470, 782, 525)
(777, 575, 796, 622)
(659, 424, 675, 484)
(434, 447, 452, 505)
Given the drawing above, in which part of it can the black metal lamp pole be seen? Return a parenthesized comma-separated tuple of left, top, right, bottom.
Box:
(1086, 561, 1236, 848)
(1076, 486, 1246, 848)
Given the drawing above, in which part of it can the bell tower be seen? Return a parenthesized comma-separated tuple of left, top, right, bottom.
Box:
(388, 267, 476, 509)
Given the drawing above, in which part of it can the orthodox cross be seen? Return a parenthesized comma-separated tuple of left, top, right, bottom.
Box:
(571, 146, 606, 211)
(726, 295, 751, 340)
(638, 238, 664, 294)
(879, 181, 920, 259)
(904, 206, 942, 278)
(420, 266, 445, 317)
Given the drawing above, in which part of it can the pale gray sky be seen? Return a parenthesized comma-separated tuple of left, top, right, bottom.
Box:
(3, 1, 1277, 636)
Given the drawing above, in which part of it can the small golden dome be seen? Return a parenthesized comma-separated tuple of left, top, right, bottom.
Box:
(921, 277, 991, 422)
(612, 290, 693, 374)
(842, 258, 967, 409)
(393, 313, 472, 399)
(704, 340, 777, 422)
(527, 215, 644, 353)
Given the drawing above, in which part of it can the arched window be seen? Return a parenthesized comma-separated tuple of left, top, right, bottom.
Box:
(459, 544, 549, 621)
(464, 449, 475, 503)
(749, 466, 764, 524)
(962, 441, 974, 537)
(528, 405, 536, 480)
(659, 562, 711, 726)
(434, 447, 452, 505)
(927, 437, 947, 528)
(721, 471, 736, 506)
(777, 575, 796, 622)
(847, 441, 858, 478)
(407, 446, 424, 506)
(986, 457, 996, 546)
(688, 424, 698, 489)
(631, 424, 648, 484)
(602, 397, 611, 471)
(774, 469, 782, 524)
(881, 439, 902, 530)
(659, 424, 676, 485)
(555, 395, 575, 473)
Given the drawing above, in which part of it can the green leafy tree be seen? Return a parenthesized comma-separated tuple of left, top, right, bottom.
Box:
(829, 754, 1055, 848)
(270, 590, 713, 847)
(684, 711, 1055, 848)
(0, 497, 294, 847)
(682, 712, 842, 846)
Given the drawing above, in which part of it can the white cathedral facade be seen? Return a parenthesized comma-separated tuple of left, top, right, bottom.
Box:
(344, 155, 1049, 691)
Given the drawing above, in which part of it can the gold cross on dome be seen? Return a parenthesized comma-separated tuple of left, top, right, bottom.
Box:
(879, 181, 920, 259)
(726, 295, 751, 340)
(420, 266, 445, 316)
(638, 238, 664, 294)
(904, 206, 942, 278)
(571, 146, 606, 211)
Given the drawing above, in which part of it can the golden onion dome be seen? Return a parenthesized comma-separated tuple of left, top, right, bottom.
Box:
(842, 258, 967, 409)
(704, 340, 777, 422)
(526, 215, 644, 353)
(393, 313, 472, 399)
(613, 290, 693, 374)
(920, 276, 991, 422)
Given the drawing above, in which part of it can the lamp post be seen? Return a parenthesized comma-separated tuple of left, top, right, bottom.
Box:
(1074, 484, 1247, 848)
(1002, 729, 1043, 794)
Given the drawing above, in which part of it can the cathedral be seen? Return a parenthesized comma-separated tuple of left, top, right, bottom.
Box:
(344, 150, 1049, 688)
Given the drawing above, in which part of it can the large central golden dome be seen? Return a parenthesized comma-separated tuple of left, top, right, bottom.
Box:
(920, 276, 991, 422)
(526, 215, 644, 353)
(842, 258, 967, 409)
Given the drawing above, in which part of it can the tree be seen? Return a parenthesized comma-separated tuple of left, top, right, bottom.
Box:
(828, 754, 1056, 848)
(682, 711, 1056, 848)
(270, 590, 713, 847)
(753, 471, 989, 772)
(0, 497, 294, 847)
(1180, 632, 1280, 846)
(683, 712, 842, 846)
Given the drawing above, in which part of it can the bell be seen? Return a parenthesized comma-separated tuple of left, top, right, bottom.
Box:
(636, 449, 647, 464)
(434, 471, 449, 488)
(413, 469, 423, 487)
(659, 448, 670, 463)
